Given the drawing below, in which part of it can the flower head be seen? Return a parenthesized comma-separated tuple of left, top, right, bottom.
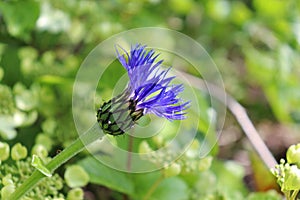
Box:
(97, 44, 189, 136)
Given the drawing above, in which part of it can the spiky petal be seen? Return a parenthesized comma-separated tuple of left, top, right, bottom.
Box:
(97, 44, 189, 135)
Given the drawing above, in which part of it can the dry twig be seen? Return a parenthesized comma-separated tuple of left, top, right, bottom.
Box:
(179, 72, 278, 169)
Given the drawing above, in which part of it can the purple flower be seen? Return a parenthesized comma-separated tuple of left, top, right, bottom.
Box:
(97, 44, 189, 136)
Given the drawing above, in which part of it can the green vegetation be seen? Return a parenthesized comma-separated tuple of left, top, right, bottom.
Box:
(0, 0, 299, 199)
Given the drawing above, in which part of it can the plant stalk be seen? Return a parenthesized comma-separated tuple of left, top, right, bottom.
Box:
(9, 123, 101, 200)
(290, 190, 299, 200)
(179, 72, 278, 169)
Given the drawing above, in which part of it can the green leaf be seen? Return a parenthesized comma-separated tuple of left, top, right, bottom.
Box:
(132, 172, 188, 200)
(230, 1, 252, 25)
(31, 154, 52, 177)
(131, 172, 161, 198)
(151, 177, 188, 200)
(0, 0, 40, 41)
(247, 191, 282, 200)
(0, 67, 3, 81)
(253, 0, 287, 19)
(210, 160, 248, 197)
(168, 0, 193, 15)
(78, 156, 134, 195)
(0, 46, 21, 86)
(250, 152, 278, 191)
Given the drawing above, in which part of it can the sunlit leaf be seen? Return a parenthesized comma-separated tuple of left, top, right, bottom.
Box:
(79, 156, 134, 195)
(0, 0, 39, 41)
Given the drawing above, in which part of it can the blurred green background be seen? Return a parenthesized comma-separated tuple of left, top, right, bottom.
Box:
(0, 0, 299, 199)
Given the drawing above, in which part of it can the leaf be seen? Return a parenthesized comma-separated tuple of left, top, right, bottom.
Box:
(132, 173, 188, 200)
(151, 177, 188, 200)
(131, 172, 161, 198)
(253, 0, 287, 19)
(210, 160, 248, 196)
(78, 156, 134, 195)
(250, 152, 278, 191)
(0, 0, 40, 41)
(246, 191, 282, 200)
(31, 154, 52, 177)
(0, 46, 21, 86)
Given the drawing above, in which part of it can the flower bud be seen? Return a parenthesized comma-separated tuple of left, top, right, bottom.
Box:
(64, 165, 89, 188)
(139, 140, 153, 154)
(286, 143, 300, 165)
(152, 135, 164, 147)
(67, 188, 84, 200)
(163, 162, 181, 178)
(185, 140, 200, 158)
(198, 156, 213, 172)
(282, 165, 300, 190)
(11, 143, 27, 161)
(35, 134, 53, 151)
(0, 142, 10, 161)
(2, 175, 14, 186)
(1, 185, 15, 200)
(32, 144, 48, 159)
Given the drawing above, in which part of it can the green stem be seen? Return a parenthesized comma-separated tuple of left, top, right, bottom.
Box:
(9, 123, 101, 200)
(127, 133, 134, 171)
(291, 190, 299, 200)
(143, 175, 164, 200)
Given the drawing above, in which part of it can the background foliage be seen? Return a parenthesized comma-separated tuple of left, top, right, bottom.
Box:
(0, 0, 299, 199)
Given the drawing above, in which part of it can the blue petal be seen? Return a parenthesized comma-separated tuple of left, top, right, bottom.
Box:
(116, 44, 190, 120)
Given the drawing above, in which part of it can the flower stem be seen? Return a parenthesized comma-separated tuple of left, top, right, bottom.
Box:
(291, 190, 299, 200)
(9, 123, 101, 200)
(127, 133, 134, 171)
(180, 72, 277, 168)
